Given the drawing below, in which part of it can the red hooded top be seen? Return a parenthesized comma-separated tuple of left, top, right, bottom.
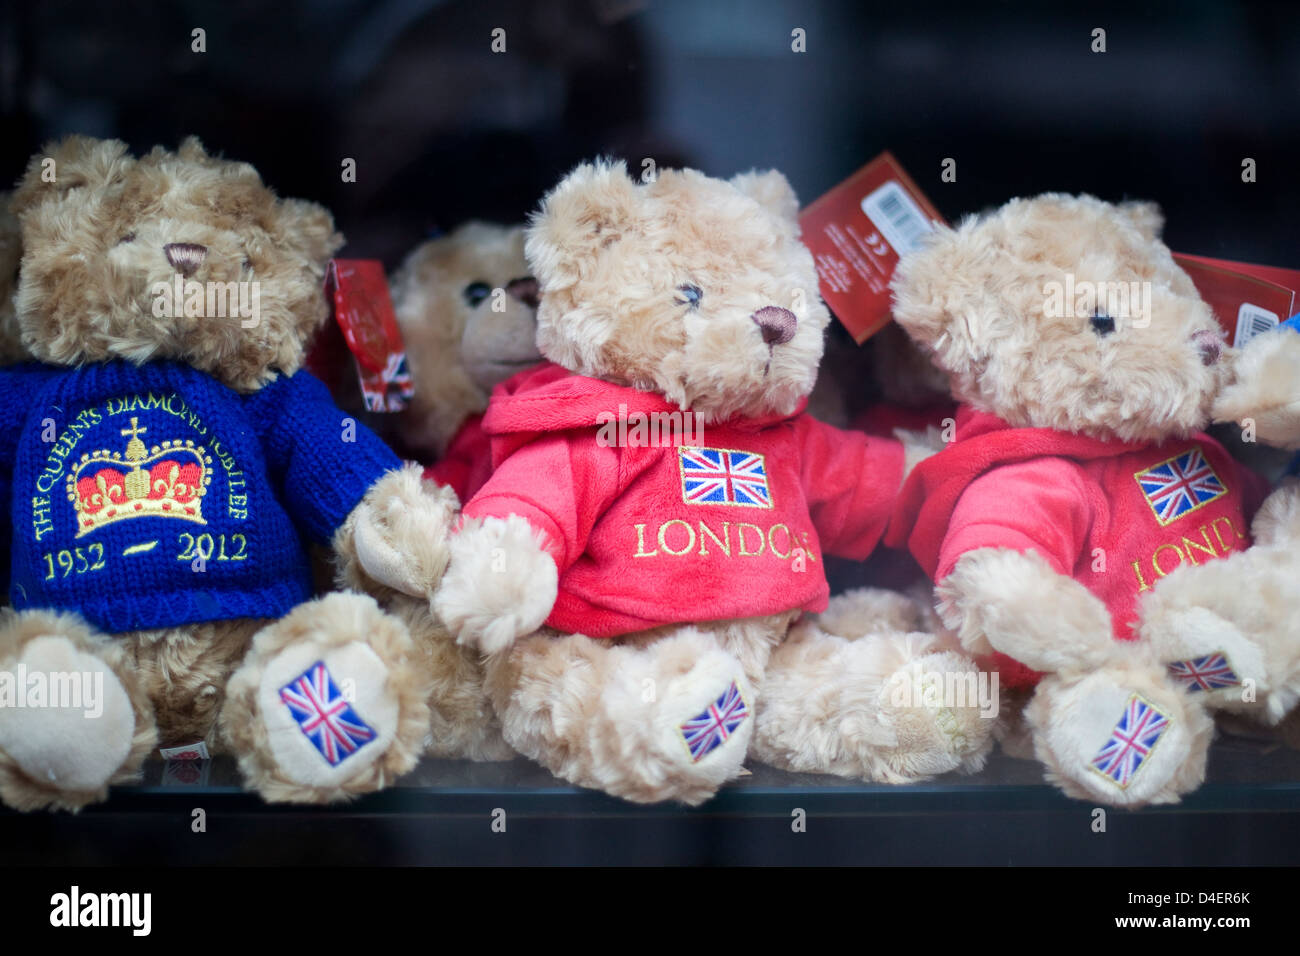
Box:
(461, 362, 906, 638)
(886, 406, 1266, 689)
(423, 413, 492, 503)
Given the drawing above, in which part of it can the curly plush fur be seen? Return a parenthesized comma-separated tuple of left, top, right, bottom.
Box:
(0, 194, 22, 365)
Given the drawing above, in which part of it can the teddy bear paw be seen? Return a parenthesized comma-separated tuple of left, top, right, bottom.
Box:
(434, 514, 558, 654)
(872, 650, 998, 781)
(219, 593, 432, 803)
(0, 614, 149, 811)
(342, 464, 460, 598)
(1026, 668, 1213, 807)
(1213, 328, 1300, 450)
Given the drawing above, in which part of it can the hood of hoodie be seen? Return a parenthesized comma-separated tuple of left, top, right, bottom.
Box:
(482, 361, 808, 447)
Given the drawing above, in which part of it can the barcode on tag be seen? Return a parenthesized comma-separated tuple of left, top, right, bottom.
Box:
(1235, 302, 1279, 345)
(860, 180, 933, 255)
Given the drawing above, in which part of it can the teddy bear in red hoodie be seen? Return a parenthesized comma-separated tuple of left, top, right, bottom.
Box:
(889, 193, 1300, 806)
(432, 161, 995, 803)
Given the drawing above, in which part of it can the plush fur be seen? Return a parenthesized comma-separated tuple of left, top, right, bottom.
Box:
(435, 161, 990, 804)
(0, 136, 461, 811)
(390, 221, 540, 459)
(891, 193, 1300, 807)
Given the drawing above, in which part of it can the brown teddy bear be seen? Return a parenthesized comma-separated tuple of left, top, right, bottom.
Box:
(389, 220, 540, 497)
(0, 135, 463, 810)
(889, 193, 1300, 806)
(432, 160, 994, 804)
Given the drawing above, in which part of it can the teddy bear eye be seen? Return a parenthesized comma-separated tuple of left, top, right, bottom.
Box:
(116, 232, 136, 245)
(1090, 312, 1116, 336)
(675, 283, 703, 309)
(464, 281, 492, 307)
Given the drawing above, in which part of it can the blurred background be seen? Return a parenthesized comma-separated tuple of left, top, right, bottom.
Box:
(2, 0, 1297, 268)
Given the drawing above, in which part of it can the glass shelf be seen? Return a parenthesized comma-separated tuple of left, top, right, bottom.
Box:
(4, 724, 1300, 865)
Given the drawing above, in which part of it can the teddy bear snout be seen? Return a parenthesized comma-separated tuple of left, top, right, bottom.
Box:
(163, 242, 208, 278)
(1192, 328, 1223, 366)
(751, 306, 797, 347)
(506, 276, 539, 310)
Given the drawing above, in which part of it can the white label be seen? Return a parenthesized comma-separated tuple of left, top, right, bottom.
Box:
(861, 180, 934, 255)
(1235, 302, 1279, 345)
(159, 741, 210, 761)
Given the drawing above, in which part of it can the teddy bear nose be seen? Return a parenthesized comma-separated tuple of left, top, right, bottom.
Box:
(506, 276, 539, 310)
(751, 306, 797, 347)
(1192, 329, 1222, 366)
(163, 242, 208, 278)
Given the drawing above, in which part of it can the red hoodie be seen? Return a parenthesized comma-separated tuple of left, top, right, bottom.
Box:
(886, 406, 1267, 688)
(423, 413, 492, 503)
(462, 362, 906, 638)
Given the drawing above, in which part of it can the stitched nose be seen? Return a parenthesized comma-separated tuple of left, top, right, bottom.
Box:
(1193, 329, 1222, 366)
(751, 306, 797, 347)
(506, 276, 539, 310)
(164, 242, 207, 278)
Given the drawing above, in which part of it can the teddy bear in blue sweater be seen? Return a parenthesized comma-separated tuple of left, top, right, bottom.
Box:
(0, 136, 464, 810)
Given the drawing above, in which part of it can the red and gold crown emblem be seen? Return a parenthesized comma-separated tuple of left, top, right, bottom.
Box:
(66, 417, 213, 537)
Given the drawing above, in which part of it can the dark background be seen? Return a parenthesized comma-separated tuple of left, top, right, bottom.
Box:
(2, 0, 1296, 269)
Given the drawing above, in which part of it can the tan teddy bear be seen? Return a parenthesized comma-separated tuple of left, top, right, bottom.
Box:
(0, 135, 463, 810)
(432, 160, 993, 804)
(889, 193, 1300, 806)
(389, 220, 540, 492)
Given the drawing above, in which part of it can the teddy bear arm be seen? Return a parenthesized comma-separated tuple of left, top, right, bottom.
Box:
(938, 547, 1116, 675)
(1213, 328, 1300, 450)
(333, 464, 461, 599)
(793, 415, 907, 560)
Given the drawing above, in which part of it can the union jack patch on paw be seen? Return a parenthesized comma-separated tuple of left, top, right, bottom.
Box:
(279, 661, 377, 766)
(1167, 652, 1241, 693)
(1089, 694, 1170, 789)
(679, 681, 749, 762)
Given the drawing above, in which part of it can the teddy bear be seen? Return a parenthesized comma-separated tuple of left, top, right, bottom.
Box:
(431, 160, 994, 804)
(888, 192, 1300, 806)
(389, 220, 541, 499)
(0, 135, 464, 810)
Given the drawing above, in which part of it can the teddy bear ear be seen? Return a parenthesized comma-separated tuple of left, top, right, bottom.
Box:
(1118, 200, 1164, 241)
(729, 169, 800, 225)
(274, 198, 345, 267)
(9, 135, 134, 219)
(890, 223, 994, 374)
(525, 159, 642, 290)
(177, 136, 210, 162)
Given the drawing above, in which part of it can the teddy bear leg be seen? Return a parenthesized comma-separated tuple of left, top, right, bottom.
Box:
(1138, 482, 1300, 723)
(1024, 651, 1214, 807)
(753, 608, 995, 783)
(484, 623, 769, 805)
(219, 592, 432, 803)
(389, 595, 515, 761)
(0, 610, 156, 811)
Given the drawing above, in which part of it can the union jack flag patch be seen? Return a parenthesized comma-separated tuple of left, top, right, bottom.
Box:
(279, 661, 377, 767)
(678, 447, 772, 508)
(1168, 652, 1241, 693)
(1134, 446, 1227, 526)
(1090, 694, 1170, 789)
(679, 681, 750, 762)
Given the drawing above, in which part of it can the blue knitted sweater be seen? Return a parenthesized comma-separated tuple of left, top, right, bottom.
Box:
(0, 360, 400, 633)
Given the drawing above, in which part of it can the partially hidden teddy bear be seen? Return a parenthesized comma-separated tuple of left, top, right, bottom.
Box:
(888, 193, 1300, 806)
(432, 160, 994, 804)
(0, 135, 464, 810)
(389, 220, 541, 499)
